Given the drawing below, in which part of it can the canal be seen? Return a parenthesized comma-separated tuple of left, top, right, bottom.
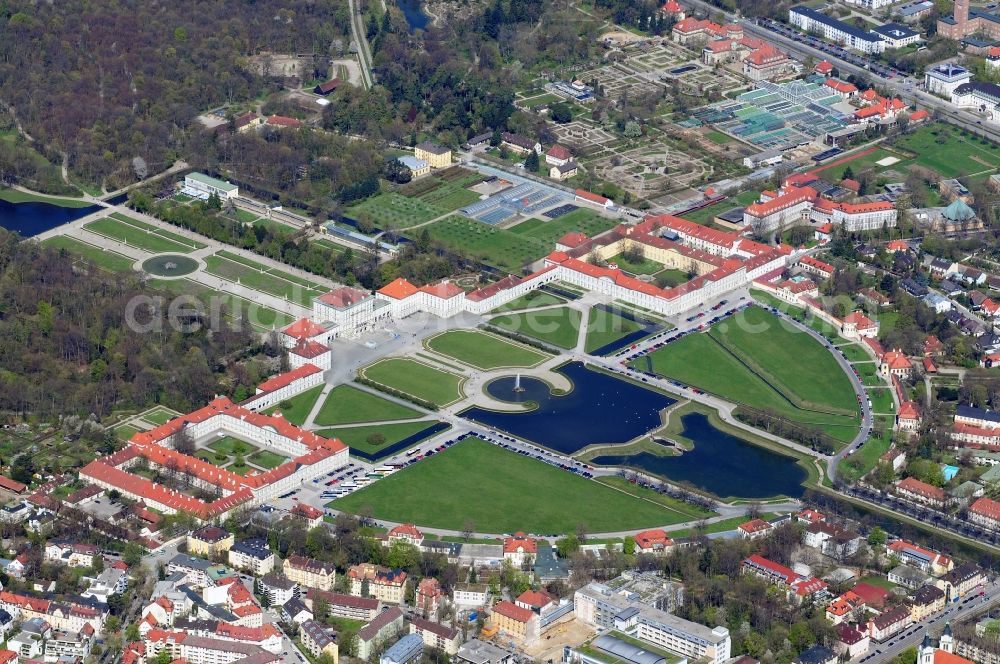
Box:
(0, 199, 100, 237)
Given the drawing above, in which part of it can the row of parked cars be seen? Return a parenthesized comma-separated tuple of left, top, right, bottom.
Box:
(756, 17, 907, 80)
(476, 431, 596, 478)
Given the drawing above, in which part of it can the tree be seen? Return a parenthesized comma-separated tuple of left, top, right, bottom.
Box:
(173, 428, 195, 455)
(462, 519, 475, 541)
(132, 156, 148, 181)
(556, 535, 579, 557)
(123, 542, 144, 567)
(360, 577, 370, 598)
(623, 121, 642, 139)
(622, 536, 635, 555)
(868, 526, 887, 547)
(385, 159, 412, 184)
(10, 454, 34, 485)
(525, 150, 539, 172)
(366, 433, 386, 447)
(549, 103, 572, 123)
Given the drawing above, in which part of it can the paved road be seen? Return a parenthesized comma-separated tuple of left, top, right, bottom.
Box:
(853, 581, 1000, 663)
(347, 0, 375, 89)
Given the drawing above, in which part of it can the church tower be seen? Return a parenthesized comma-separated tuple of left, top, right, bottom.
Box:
(940, 622, 954, 654)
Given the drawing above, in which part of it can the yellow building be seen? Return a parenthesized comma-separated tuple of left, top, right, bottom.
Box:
(489, 600, 539, 644)
(186, 526, 234, 558)
(301, 619, 339, 664)
(909, 585, 945, 622)
(414, 141, 452, 169)
(592, 236, 719, 277)
(284, 555, 337, 591)
(348, 563, 407, 604)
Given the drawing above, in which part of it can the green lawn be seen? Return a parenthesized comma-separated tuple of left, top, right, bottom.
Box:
(490, 306, 582, 349)
(838, 344, 871, 363)
(0, 188, 90, 207)
(426, 330, 549, 370)
(508, 208, 618, 246)
(361, 358, 465, 406)
(669, 512, 780, 539)
(679, 190, 759, 225)
(203, 254, 324, 307)
(208, 436, 259, 456)
(491, 291, 566, 313)
(347, 192, 446, 229)
(595, 475, 715, 519)
(248, 450, 288, 470)
(147, 278, 294, 332)
(333, 437, 694, 532)
(893, 124, 1000, 179)
(857, 575, 897, 591)
(836, 417, 893, 484)
(704, 129, 733, 144)
(41, 236, 136, 272)
(318, 421, 446, 453)
(264, 384, 325, 425)
(114, 424, 139, 441)
(711, 307, 858, 415)
(585, 307, 649, 354)
(313, 385, 424, 426)
(420, 215, 548, 273)
(868, 388, 894, 414)
(635, 318, 859, 443)
(607, 252, 663, 275)
(142, 408, 178, 426)
(109, 213, 207, 249)
(84, 217, 196, 254)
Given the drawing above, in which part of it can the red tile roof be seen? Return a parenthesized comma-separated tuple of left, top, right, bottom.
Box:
(851, 582, 889, 608)
(558, 232, 590, 248)
(824, 79, 857, 94)
(503, 532, 537, 554)
(466, 275, 523, 302)
(739, 518, 773, 534)
(634, 528, 674, 550)
(266, 115, 302, 127)
(744, 186, 817, 219)
(575, 189, 610, 205)
(290, 339, 329, 359)
(970, 496, 1000, 522)
(378, 278, 420, 300)
(283, 318, 327, 340)
(801, 255, 834, 274)
(515, 589, 555, 608)
(909, 109, 930, 121)
(257, 363, 323, 393)
(317, 286, 369, 308)
(0, 476, 26, 494)
(388, 523, 423, 539)
(815, 61, 833, 73)
(420, 281, 464, 299)
(896, 477, 944, 502)
(547, 145, 571, 160)
(745, 45, 787, 66)
(492, 600, 534, 623)
(844, 310, 877, 329)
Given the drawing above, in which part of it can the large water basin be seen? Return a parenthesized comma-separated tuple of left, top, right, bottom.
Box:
(0, 199, 101, 237)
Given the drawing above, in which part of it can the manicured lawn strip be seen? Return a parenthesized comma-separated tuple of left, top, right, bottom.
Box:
(419, 187, 481, 212)
(420, 215, 548, 273)
(317, 421, 445, 453)
(263, 384, 325, 426)
(253, 218, 297, 234)
(426, 330, 549, 370)
(867, 388, 894, 413)
(669, 512, 780, 539)
(233, 209, 261, 224)
(679, 190, 759, 224)
(143, 408, 179, 426)
(361, 359, 465, 407)
(491, 291, 566, 313)
(838, 344, 871, 363)
(595, 475, 714, 519)
(114, 424, 139, 441)
(204, 255, 316, 306)
(0, 188, 89, 206)
(585, 307, 647, 354)
(635, 333, 858, 442)
(313, 385, 424, 426)
(711, 307, 858, 414)
(248, 450, 288, 470)
(109, 213, 207, 249)
(84, 217, 195, 253)
(704, 129, 732, 144)
(41, 236, 136, 272)
(147, 278, 294, 331)
(333, 437, 691, 532)
(214, 250, 326, 291)
(313, 239, 348, 254)
(490, 306, 582, 349)
(836, 416, 893, 484)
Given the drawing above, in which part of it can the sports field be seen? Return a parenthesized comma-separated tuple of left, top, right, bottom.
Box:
(584, 307, 649, 353)
(84, 217, 196, 254)
(264, 384, 325, 425)
(420, 216, 548, 272)
(42, 236, 136, 272)
(361, 358, 465, 406)
(635, 309, 859, 442)
(426, 330, 549, 370)
(490, 306, 582, 349)
(332, 437, 694, 532)
(313, 385, 424, 426)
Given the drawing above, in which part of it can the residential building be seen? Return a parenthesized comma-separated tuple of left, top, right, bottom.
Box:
(881, 349, 914, 379)
(228, 539, 275, 576)
(895, 477, 946, 508)
(305, 590, 381, 622)
(457, 640, 513, 664)
(503, 533, 538, 567)
(490, 600, 538, 644)
(188, 527, 235, 558)
(413, 142, 452, 169)
(82, 567, 128, 604)
(545, 145, 572, 167)
(969, 496, 1000, 530)
(737, 519, 773, 540)
(871, 23, 921, 48)
(887, 541, 953, 575)
(741, 555, 828, 604)
(410, 617, 460, 655)
(348, 564, 407, 605)
(869, 605, 912, 641)
(414, 578, 443, 615)
(633, 529, 675, 556)
(387, 524, 424, 547)
(836, 623, 870, 659)
(453, 583, 489, 608)
(500, 133, 540, 155)
(842, 311, 880, 340)
(300, 619, 338, 663)
(144, 629, 279, 664)
(788, 7, 886, 53)
(397, 156, 430, 179)
(285, 556, 337, 592)
(257, 574, 297, 607)
(935, 563, 986, 601)
(910, 584, 945, 622)
(44, 541, 98, 568)
(167, 555, 215, 588)
(356, 607, 405, 662)
(550, 162, 579, 181)
(380, 634, 423, 664)
(888, 565, 930, 590)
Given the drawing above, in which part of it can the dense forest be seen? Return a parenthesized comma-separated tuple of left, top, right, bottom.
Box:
(0, 0, 348, 187)
(0, 230, 274, 420)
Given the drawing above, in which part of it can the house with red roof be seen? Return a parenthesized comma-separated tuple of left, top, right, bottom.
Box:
(815, 60, 833, 76)
(376, 277, 422, 318)
(288, 338, 330, 371)
(633, 529, 675, 555)
(575, 189, 615, 209)
(841, 311, 880, 340)
(266, 115, 302, 128)
(738, 518, 773, 540)
(281, 318, 332, 348)
(515, 589, 557, 615)
(895, 477, 946, 508)
(503, 532, 538, 566)
(881, 349, 913, 379)
(555, 232, 591, 252)
(489, 600, 539, 643)
(799, 255, 835, 279)
(415, 577, 443, 614)
(836, 623, 870, 659)
(887, 239, 910, 253)
(814, 222, 834, 242)
(742, 44, 793, 81)
(387, 523, 423, 547)
(824, 78, 858, 98)
(291, 503, 324, 528)
(742, 555, 827, 604)
(887, 540, 953, 575)
(311, 285, 383, 337)
(969, 496, 1000, 531)
(661, 0, 685, 18)
(545, 145, 572, 167)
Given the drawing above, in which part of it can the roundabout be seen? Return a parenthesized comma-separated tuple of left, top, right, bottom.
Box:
(139, 253, 201, 278)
